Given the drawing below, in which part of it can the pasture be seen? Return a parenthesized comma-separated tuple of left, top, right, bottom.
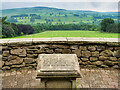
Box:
(7, 30, 118, 39)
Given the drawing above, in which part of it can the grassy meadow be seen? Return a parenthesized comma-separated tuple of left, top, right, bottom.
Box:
(6, 30, 118, 39)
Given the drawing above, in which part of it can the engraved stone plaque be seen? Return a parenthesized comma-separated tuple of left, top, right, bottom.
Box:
(37, 54, 81, 77)
(37, 54, 82, 88)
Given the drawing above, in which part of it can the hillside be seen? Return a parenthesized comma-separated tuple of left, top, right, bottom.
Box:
(2, 6, 118, 25)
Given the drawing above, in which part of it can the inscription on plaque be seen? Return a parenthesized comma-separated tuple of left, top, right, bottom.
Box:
(38, 54, 78, 71)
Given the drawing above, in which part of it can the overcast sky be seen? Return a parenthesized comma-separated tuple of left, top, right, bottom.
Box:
(1, 0, 119, 12)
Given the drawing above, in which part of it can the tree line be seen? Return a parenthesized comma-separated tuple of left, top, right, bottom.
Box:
(1, 16, 119, 38)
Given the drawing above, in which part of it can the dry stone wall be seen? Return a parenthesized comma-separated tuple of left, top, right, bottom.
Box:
(1, 38, 120, 71)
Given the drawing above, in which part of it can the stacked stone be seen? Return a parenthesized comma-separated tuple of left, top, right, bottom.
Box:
(2, 42, 120, 71)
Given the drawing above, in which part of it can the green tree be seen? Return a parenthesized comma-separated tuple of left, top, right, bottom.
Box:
(106, 23, 118, 33)
(100, 18, 114, 32)
(2, 24, 16, 38)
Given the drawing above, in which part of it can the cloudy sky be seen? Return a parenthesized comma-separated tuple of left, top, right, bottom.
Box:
(1, 0, 119, 12)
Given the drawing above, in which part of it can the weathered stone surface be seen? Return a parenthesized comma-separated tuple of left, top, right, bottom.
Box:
(82, 62, 88, 65)
(88, 46, 96, 51)
(11, 64, 25, 68)
(97, 46, 105, 51)
(104, 60, 114, 66)
(79, 46, 87, 51)
(27, 51, 34, 54)
(107, 42, 119, 46)
(50, 45, 69, 49)
(46, 49, 54, 54)
(100, 50, 113, 57)
(99, 56, 109, 61)
(27, 63, 37, 67)
(55, 49, 62, 53)
(37, 44, 49, 49)
(3, 51, 9, 56)
(114, 47, 120, 50)
(35, 50, 45, 54)
(27, 54, 38, 58)
(0, 55, 2, 60)
(72, 50, 81, 57)
(82, 51, 91, 58)
(1, 38, 120, 70)
(100, 65, 109, 68)
(10, 48, 26, 56)
(37, 54, 80, 74)
(2, 66, 10, 70)
(70, 45, 78, 49)
(2, 46, 10, 50)
(0, 61, 4, 67)
(12, 46, 19, 49)
(92, 51, 99, 57)
(28, 46, 37, 49)
(78, 60, 82, 65)
(24, 58, 35, 64)
(90, 57, 98, 61)
(112, 65, 119, 69)
(6, 57, 23, 65)
(81, 58, 88, 62)
(113, 61, 118, 65)
(8, 55, 17, 61)
(2, 57, 7, 61)
(107, 47, 114, 51)
(109, 57, 117, 61)
(113, 50, 120, 58)
(62, 49, 71, 54)
(93, 61, 103, 66)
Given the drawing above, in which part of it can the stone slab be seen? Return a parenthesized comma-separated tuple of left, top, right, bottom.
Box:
(8, 38, 33, 43)
(1, 38, 120, 46)
(37, 54, 81, 77)
(51, 37, 67, 41)
(0, 39, 9, 44)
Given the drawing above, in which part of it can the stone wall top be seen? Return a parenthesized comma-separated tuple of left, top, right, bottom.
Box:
(1, 37, 120, 46)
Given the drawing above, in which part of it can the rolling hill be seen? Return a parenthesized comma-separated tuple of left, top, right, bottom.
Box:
(2, 6, 118, 25)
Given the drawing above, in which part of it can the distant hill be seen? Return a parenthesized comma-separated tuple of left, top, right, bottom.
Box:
(2, 6, 118, 25)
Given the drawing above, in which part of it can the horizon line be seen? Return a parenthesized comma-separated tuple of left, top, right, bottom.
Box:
(1, 6, 118, 12)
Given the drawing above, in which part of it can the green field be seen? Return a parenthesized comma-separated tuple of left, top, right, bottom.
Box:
(7, 30, 118, 39)
(2, 6, 118, 25)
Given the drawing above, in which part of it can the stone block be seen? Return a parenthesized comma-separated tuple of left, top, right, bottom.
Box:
(46, 49, 54, 54)
(90, 57, 98, 61)
(5, 57, 23, 65)
(104, 60, 114, 66)
(93, 61, 103, 66)
(27, 54, 38, 58)
(10, 48, 26, 56)
(113, 50, 120, 58)
(82, 51, 91, 58)
(99, 56, 109, 61)
(97, 46, 105, 51)
(79, 46, 87, 51)
(35, 50, 45, 54)
(81, 58, 88, 62)
(88, 46, 96, 51)
(72, 50, 81, 57)
(92, 51, 99, 57)
(100, 50, 113, 57)
(8, 55, 17, 61)
(62, 49, 71, 54)
(70, 45, 78, 49)
(2, 66, 10, 70)
(109, 57, 117, 61)
(50, 45, 69, 49)
(3, 51, 9, 57)
(55, 49, 62, 53)
(24, 58, 35, 64)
